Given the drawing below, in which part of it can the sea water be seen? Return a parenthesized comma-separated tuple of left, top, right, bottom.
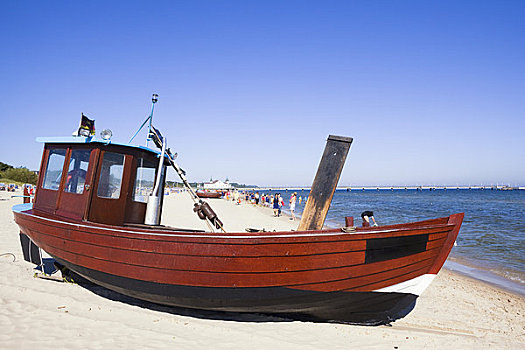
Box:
(265, 189, 525, 294)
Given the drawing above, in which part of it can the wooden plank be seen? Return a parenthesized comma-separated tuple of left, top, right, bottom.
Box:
(292, 258, 435, 292)
(298, 135, 353, 231)
(37, 235, 366, 273)
(34, 272, 65, 282)
(17, 211, 454, 252)
(429, 213, 464, 273)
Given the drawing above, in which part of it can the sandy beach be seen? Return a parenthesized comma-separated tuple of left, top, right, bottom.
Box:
(1, 190, 524, 349)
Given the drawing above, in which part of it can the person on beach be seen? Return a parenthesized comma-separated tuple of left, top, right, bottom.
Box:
(278, 193, 284, 216)
(289, 192, 297, 220)
(255, 192, 259, 205)
(361, 211, 378, 227)
(272, 194, 280, 216)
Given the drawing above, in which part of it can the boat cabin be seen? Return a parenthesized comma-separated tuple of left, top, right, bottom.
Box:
(33, 137, 167, 226)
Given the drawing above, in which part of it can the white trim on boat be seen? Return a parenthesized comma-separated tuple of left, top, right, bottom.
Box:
(374, 274, 436, 296)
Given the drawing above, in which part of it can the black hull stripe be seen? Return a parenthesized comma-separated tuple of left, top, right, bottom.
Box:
(54, 257, 418, 325)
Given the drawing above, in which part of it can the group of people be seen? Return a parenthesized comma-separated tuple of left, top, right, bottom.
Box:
(223, 190, 304, 220)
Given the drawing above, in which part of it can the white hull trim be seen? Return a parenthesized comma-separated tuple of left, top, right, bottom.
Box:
(374, 274, 436, 296)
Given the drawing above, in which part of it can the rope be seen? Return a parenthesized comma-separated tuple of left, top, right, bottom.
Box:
(0, 253, 16, 262)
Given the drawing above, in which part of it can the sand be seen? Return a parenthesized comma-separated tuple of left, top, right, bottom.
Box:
(1, 190, 524, 349)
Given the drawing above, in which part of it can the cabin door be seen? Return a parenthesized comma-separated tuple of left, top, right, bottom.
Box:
(88, 151, 133, 226)
(55, 148, 99, 221)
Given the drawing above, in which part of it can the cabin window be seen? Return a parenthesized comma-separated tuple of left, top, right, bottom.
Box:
(64, 149, 91, 194)
(133, 158, 157, 203)
(97, 152, 125, 199)
(42, 149, 67, 190)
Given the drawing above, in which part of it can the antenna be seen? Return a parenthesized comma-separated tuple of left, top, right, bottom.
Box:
(129, 93, 159, 145)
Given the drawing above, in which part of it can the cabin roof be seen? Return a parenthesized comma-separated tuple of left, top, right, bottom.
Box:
(35, 136, 163, 157)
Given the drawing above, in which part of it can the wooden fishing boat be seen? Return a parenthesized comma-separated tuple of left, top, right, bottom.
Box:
(12, 107, 463, 325)
(196, 190, 222, 199)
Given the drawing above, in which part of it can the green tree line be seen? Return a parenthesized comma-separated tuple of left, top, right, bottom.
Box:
(0, 161, 38, 184)
(0, 161, 12, 172)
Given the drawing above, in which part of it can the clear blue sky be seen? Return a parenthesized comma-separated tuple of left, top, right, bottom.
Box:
(1, 1, 524, 187)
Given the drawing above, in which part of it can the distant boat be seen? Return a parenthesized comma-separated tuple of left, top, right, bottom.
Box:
(13, 110, 463, 325)
(196, 190, 222, 198)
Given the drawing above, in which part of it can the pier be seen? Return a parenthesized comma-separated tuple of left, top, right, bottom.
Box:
(243, 185, 521, 192)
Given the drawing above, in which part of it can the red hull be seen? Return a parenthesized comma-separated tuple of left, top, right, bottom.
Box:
(196, 191, 222, 199)
(13, 204, 462, 324)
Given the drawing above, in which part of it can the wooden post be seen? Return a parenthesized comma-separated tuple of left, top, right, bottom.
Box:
(298, 135, 353, 231)
(23, 187, 30, 204)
